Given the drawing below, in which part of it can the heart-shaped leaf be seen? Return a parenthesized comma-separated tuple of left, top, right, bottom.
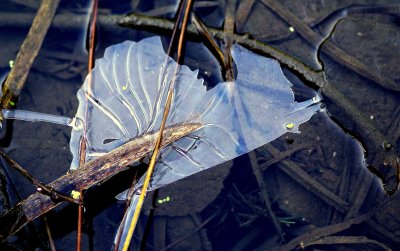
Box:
(69, 36, 321, 248)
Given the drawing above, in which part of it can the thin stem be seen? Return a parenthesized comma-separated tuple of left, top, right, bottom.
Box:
(116, 1, 186, 247)
(76, 190, 83, 251)
(114, 172, 138, 251)
(43, 216, 56, 251)
(121, 1, 194, 250)
(0, 151, 81, 205)
(77, 1, 98, 249)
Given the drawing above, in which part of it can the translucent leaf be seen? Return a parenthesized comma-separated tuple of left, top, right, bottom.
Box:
(69, 36, 205, 169)
(114, 40, 321, 197)
(80, 37, 320, 249)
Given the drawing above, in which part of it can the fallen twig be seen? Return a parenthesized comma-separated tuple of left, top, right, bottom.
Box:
(0, 123, 200, 243)
(0, 152, 80, 205)
(0, 0, 60, 109)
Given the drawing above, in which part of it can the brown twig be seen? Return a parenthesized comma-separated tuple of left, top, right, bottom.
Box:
(366, 219, 400, 244)
(0, 151, 80, 205)
(330, 137, 352, 223)
(76, 1, 99, 250)
(43, 216, 56, 251)
(258, 144, 308, 171)
(0, 123, 200, 243)
(222, 0, 235, 81)
(0, 0, 60, 110)
(76, 189, 83, 251)
(322, 84, 399, 192)
(118, 12, 327, 87)
(344, 170, 373, 220)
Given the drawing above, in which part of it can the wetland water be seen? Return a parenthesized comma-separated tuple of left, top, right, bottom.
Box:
(0, 1, 399, 250)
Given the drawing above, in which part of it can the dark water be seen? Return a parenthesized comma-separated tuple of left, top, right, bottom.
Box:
(0, 0, 399, 250)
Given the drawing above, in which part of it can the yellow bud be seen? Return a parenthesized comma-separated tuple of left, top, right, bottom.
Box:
(285, 123, 295, 130)
(71, 190, 81, 199)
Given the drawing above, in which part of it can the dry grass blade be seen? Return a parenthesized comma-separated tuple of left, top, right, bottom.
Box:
(121, 1, 194, 249)
(191, 13, 226, 68)
(114, 173, 138, 250)
(115, 1, 187, 248)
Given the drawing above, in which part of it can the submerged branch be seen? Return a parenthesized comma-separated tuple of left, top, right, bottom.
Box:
(118, 13, 327, 87)
(0, 11, 325, 86)
(276, 193, 398, 251)
(303, 236, 391, 250)
(259, 0, 400, 92)
(119, 13, 399, 191)
(0, 123, 200, 243)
